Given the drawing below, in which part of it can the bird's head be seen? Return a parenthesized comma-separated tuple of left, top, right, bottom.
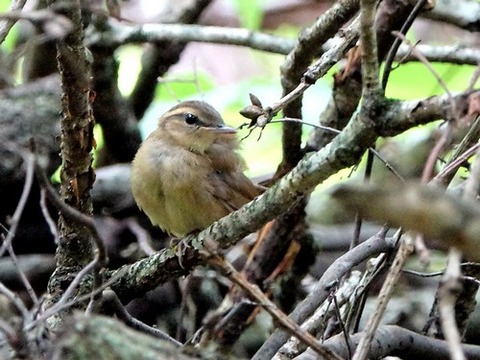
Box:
(158, 101, 238, 154)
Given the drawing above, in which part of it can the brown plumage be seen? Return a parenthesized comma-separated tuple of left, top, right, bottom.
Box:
(131, 101, 259, 237)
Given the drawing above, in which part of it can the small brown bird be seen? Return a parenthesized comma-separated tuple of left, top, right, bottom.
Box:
(131, 101, 259, 237)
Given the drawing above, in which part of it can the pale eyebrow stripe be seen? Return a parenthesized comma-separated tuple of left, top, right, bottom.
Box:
(161, 107, 195, 118)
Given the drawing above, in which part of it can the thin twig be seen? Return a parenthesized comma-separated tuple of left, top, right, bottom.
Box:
(271, 118, 341, 135)
(4, 242, 39, 306)
(49, 258, 98, 313)
(253, 230, 393, 360)
(367, 148, 405, 182)
(463, 146, 480, 199)
(439, 248, 466, 360)
(34, 157, 108, 268)
(422, 126, 451, 183)
(432, 115, 480, 186)
(382, 0, 429, 90)
(276, 271, 361, 359)
(332, 287, 352, 359)
(403, 262, 480, 279)
(272, 119, 404, 181)
(0, 152, 35, 259)
(102, 289, 182, 347)
(345, 253, 387, 333)
(433, 143, 480, 183)
(392, 31, 457, 118)
(126, 219, 156, 256)
(25, 267, 126, 332)
(39, 188, 59, 243)
(0, 318, 15, 341)
(203, 244, 343, 360)
(0, 153, 39, 306)
(352, 231, 412, 360)
(352, 0, 381, 259)
(0, 282, 30, 322)
(247, 16, 360, 128)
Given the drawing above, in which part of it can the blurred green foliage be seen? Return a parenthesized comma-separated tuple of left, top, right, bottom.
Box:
(385, 62, 476, 99)
(116, 46, 142, 95)
(0, 0, 18, 53)
(234, 0, 263, 30)
(154, 72, 215, 101)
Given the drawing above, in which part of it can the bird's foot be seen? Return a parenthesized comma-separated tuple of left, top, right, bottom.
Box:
(169, 237, 187, 269)
(169, 230, 199, 269)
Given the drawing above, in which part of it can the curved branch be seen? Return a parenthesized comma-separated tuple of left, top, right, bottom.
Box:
(296, 325, 480, 359)
(422, 0, 480, 32)
(332, 181, 480, 261)
(87, 21, 294, 55)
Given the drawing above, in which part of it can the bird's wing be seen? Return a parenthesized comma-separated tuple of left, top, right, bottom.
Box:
(209, 171, 260, 212)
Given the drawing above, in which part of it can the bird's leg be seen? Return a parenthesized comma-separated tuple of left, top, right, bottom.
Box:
(169, 237, 186, 269)
(169, 230, 201, 269)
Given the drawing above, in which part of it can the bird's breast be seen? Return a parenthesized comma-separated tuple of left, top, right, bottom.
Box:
(132, 140, 232, 236)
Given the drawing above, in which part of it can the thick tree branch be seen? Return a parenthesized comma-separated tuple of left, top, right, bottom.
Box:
(51, 313, 194, 360)
(295, 325, 480, 360)
(87, 20, 480, 67)
(332, 181, 480, 260)
(359, 0, 381, 101)
(278, 0, 360, 172)
(87, 21, 294, 55)
(45, 0, 97, 312)
(422, 0, 480, 32)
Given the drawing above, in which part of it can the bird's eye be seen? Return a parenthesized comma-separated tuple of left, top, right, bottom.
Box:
(184, 113, 198, 125)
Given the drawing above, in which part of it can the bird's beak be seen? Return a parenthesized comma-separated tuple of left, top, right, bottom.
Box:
(208, 124, 237, 134)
